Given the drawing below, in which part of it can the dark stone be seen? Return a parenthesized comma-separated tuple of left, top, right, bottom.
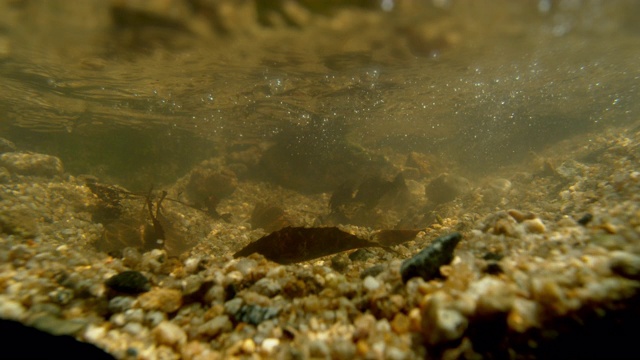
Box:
(360, 264, 385, 279)
(349, 248, 374, 262)
(232, 304, 280, 325)
(331, 253, 350, 272)
(484, 262, 503, 275)
(105, 271, 151, 294)
(400, 232, 462, 283)
(577, 213, 593, 226)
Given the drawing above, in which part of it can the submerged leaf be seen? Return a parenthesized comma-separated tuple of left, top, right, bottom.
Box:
(234, 226, 381, 264)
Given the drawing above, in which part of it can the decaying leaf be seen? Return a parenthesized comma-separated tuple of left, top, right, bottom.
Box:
(234, 226, 402, 264)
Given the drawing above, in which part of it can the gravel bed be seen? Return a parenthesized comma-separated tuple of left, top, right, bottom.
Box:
(1, 123, 640, 359)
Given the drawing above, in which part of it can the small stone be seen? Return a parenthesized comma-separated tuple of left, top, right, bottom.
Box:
(331, 338, 356, 360)
(108, 296, 135, 313)
(153, 321, 187, 347)
(241, 338, 256, 353)
(145, 311, 167, 327)
(0, 296, 26, 321)
(576, 213, 593, 226)
(363, 276, 381, 291)
(331, 253, 350, 272)
(400, 232, 462, 283)
(360, 264, 385, 279)
(349, 248, 375, 262)
(522, 218, 546, 234)
(232, 304, 280, 325)
(198, 315, 232, 337)
(493, 218, 518, 237)
(138, 288, 182, 313)
(105, 271, 150, 294)
(507, 298, 541, 333)
(0, 152, 63, 177)
(31, 315, 88, 336)
(309, 340, 330, 358)
(251, 277, 282, 298)
(391, 313, 410, 334)
(261, 338, 280, 354)
(507, 209, 536, 223)
(421, 292, 467, 345)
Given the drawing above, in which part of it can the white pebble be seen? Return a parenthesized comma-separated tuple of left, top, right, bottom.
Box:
(153, 321, 187, 347)
(363, 276, 380, 291)
(0, 296, 26, 321)
(261, 338, 280, 354)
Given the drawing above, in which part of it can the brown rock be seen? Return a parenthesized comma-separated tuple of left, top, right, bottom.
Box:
(138, 288, 183, 313)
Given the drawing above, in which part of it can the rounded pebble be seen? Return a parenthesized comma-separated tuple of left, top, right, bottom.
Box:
(153, 321, 187, 347)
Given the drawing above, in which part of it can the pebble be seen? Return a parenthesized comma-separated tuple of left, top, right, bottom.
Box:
(421, 292, 468, 345)
(400, 232, 462, 283)
(198, 315, 232, 337)
(360, 264, 385, 279)
(108, 296, 135, 313)
(105, 271, 151, 294)
(233, 304, 280, 325)
(0, 152, 63, 178)
(261, 338, 280, 354)
(331, 338, 356, 360)
(522, 218, 546, 234)
(0, 296, 26, 321)
(153, 321, 187, 347)
(507, 209, 536, 223)
(577, 213, 594, 226)
(31, 314, 88, 336)
(363, 276, 381, 291)
(138, 288, 183, 313)
(251, 277, 282, 297)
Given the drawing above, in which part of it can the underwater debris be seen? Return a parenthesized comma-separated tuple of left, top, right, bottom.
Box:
(250, 202, 291, 232)
(88, 182, 199, 257)
(234, 226, 397, 265)
(400, 232, 462, 283)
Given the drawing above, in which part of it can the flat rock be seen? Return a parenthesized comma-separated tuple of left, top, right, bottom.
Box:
(0, 152, 63, 177)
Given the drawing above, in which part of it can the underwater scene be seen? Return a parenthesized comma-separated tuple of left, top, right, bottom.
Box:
(1, 0, 640, 358)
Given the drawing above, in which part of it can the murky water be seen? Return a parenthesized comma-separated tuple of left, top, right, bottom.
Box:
(1, 0, 638, 190)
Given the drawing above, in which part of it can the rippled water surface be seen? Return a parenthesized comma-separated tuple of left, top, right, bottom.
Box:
(0, 0, 638, 189)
